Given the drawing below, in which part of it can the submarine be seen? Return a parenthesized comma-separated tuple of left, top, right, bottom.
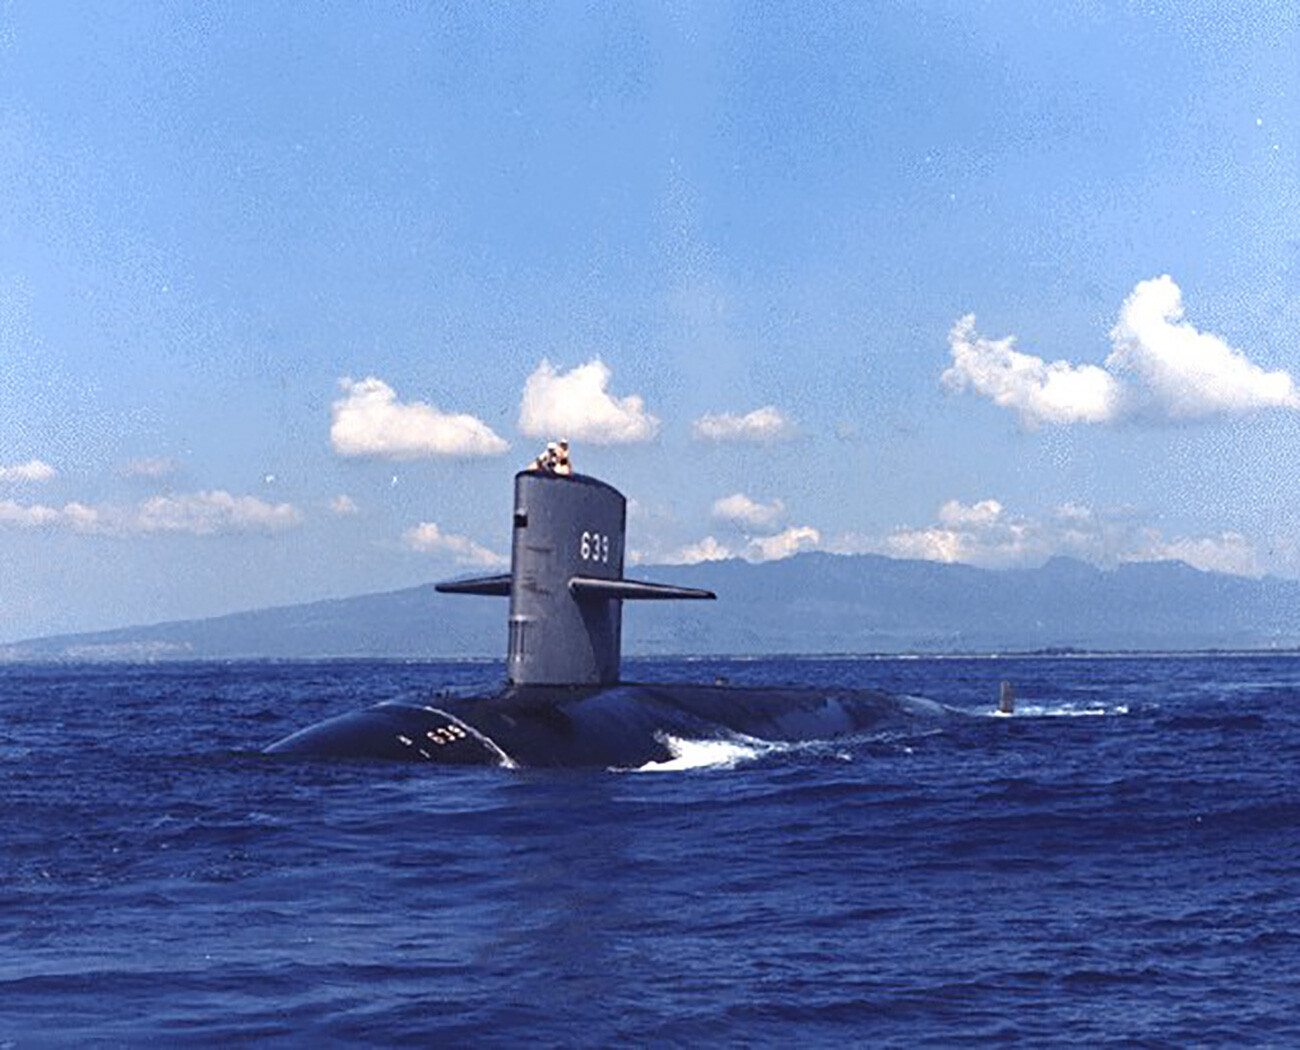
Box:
(267, 448, 942, 768)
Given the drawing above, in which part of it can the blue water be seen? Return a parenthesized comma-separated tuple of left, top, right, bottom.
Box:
(3, 654, 1299, 1047)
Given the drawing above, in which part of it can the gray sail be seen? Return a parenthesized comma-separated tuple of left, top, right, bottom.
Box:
(435, 469, 713, 686)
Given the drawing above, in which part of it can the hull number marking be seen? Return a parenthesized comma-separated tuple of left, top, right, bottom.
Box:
(580, 531, 610, 563)
(426, 723, 468, 746)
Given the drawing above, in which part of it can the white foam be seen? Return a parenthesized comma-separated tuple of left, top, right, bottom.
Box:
(989, 702, 1129, 718)
(619, 731, 855, 773)
(896, 693, 951, 717)
(626, 734, 768, 772)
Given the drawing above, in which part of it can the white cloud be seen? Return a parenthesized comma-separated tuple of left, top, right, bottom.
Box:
(747, 525, 821, 562)
(519, 359, 659, 444)
(402, 521, 507, 568)
(658, 525, 823, 565)
(938, 498, 1004, 527)
(693, 405, 795, 443)
(882, 527, 963, 564)
(1106, 275, 1299, 418)
(1130, 529, 1263, 578)
(331, 376, 509, 459)
(861, 497, 1266, 578)
(133, 492, 302, 535)
(122, 457, 179, 480)
(0, 459, 56, 483)
(0, 491, 302, 537)
(0, 500, 64, 528)
(942, 316, 1121, 427)
(661, 535, 736, 565)
(712, 492, 785, 530)
(876, 499, 1036, 567)
(329, 494, 359, 516)
(944, 276, 1300, 426)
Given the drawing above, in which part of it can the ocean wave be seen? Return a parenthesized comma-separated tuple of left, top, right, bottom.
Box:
(619, 732, 852, 773)
(620, 732, 776, 772)
(987, 702, 1130, 718)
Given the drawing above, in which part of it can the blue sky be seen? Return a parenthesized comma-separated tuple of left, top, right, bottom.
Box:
(2, 2, 1298, 641)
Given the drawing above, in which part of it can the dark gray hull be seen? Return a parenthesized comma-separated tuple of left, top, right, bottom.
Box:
(265, 683, 947, 769)
(266, 466, 947, 769)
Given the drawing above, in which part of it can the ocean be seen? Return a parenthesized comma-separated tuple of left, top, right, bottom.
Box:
(2, 654, 1298, 1047)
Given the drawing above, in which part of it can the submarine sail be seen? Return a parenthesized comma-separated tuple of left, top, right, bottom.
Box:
(448, 469, 714, 687)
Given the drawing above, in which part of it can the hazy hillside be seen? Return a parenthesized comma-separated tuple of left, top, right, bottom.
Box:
(5, 553, 1300, 661)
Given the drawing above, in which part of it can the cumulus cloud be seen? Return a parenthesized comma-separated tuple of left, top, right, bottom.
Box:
(1140, 531, 1262, 577)
(0, 500, 67, 528)
(942, 316, 1121, 427)
(873, 501, 1031, 565)
(879, 529, 957, 564)
(693, 405, 795, 443)
(943, 276, 1299, 426)
(0, 459, 56, 483)
(747, 525, 821, 561)
(331, 377, 508, 459)
(938, 498, 1004, 527)
(662, 535, 736, 565)
(881, 498, 1030, 567)
(712, 492, 785, 530)
(402, 521, 507, 568)
(328, 494, 359, 516)
(857, 497, 1266, 577)
(1106, 275, 1299, 417)
(133, 492, 302, 535)
(519, 359, 659, 444)
(0, 491, 302, 537)
(658, 525, 822, 565)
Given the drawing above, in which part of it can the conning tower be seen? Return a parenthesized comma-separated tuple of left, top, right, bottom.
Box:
(436, 465, 714, 686)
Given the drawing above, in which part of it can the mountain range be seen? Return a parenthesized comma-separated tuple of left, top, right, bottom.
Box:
(5, 552, 1300, 661)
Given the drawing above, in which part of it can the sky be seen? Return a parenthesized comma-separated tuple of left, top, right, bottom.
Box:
(2, 1, 1299, 642)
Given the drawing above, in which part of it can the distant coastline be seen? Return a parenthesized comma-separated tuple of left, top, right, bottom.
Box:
(6, 551, 1300, 662)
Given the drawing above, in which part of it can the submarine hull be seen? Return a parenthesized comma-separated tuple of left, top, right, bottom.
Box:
(264, 467, 945, 770)
(265, 683, 945, 769)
